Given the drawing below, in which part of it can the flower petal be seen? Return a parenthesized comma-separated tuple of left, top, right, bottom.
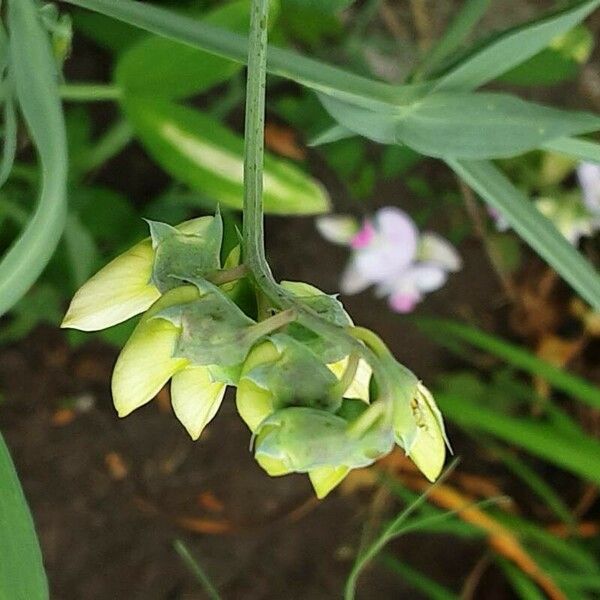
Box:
(61, 240, 160, 331)
(316, 215, 359, 245)
(418, 233, 462, 272)
(328, 357, 371, 402)
(309, 466, 349, 499)
(375, 207, 418, 250)
(340, 258, 372, 295)
(171, 365, 226, 440)
(405, 383, 447, 482)
(112, 316, 187, 417)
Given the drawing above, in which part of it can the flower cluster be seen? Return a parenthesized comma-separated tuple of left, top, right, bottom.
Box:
(63, 213, 449, 498)
(317, 207, 461, 313)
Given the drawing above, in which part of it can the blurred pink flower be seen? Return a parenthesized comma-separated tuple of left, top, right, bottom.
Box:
(317, 207, 461, 313)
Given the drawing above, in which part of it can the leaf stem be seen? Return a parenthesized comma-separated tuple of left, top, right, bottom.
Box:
(60, 83, 121, 102)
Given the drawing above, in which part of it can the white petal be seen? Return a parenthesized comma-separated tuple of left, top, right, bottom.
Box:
(316, 215, 359, 245)
(375, 207, 418, 250)
(577, 162, 600, 215)
(328, 357, 371, 402)
(418, 233, 462, 272)
(171, 365, 226, 440)
(340, 259, 372, 295)
(309, 466, 349, 499)
(61, 240, 160, 331)
(112, 316, 188, 417)
(406, 264, 448, 293)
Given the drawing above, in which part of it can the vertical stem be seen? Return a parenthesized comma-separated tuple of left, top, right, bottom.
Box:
(242, 0, 272, 280)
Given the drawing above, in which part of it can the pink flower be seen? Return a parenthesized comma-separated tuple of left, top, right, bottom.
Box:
(317, 207, 461, 313)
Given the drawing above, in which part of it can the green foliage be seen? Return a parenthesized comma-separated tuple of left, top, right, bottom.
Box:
(122, 97, 329, 215)
(0, 433, 48, 600)
(0, 0, 68, 317)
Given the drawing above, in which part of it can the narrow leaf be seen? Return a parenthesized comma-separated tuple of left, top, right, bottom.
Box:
(0, 0, 68, 316)
(414, 317, 600, 409)
(435, 0, 600, 91)
(116, 0, 279, 100)
(543, 136, 600, 164)
(416, 0, 491, 80)
(0, 432, 48, 599)
(448, 159, 600, 310)
(320, 92, 600, 159)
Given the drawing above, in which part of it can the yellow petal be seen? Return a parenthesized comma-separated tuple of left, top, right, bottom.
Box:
(112, 316, 187, 417)
(309, 466, 350, 499)
(171, 365, 226, 440)
(61, 240, 159, 331)
(256, 454, 291, 477)
(328, 357, 372, 402)
(236, 340, 280, 432)
(406, 383, 447, 482)
(236, 379, 275, 433)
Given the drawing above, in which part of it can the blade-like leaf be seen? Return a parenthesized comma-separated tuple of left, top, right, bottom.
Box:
(0, 432, 48, 600)
(116, 0, 279, 100)
(414, 318, 600, 409)
(448, 159, 600, 310)
(415, 0, 492, 80)
(0, 0, 68, 316)
(122, 97, 330, 215)
(543, 136, 600, 164)
(64, 0, 428, 109)
(434, 0, 600, 91)
(437, 392, 600, 485)
(320, 92, 600, 159)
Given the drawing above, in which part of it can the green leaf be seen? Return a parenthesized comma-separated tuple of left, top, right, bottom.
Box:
(415, 0, 491, 80)
(282, 0, 353, 13)
(437, 392, 600, 485)
(448, 159, 600, 310)
(381, 555, 459, 600)
(415, 318, 600, 409)
(72, 8, 145, 53)
(0, 432, 48, 600)
(320, 91, 600, 159)
(116, 0, 279, 100)
(498, 25, 594, 86)
(63, 0, 427, 109)
(122, 97, 329, 215)
(0, 0, 68, 317)
(543, 136, 600, 164)
(434, 0, 600, 91)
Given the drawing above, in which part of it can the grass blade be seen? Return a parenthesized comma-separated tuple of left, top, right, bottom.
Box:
(174, 540, 222, 600)
(543, 136, 600, 163)
(0, 432, 48, 599)
(381, 554, 459, 600)
(415, 317, 600, 409)
(434, 0, 600, 91)
(415, 0, 492, 80)
(448, 159, 600, 311)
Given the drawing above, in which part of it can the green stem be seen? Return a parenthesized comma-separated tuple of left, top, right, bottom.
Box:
(60, 83, 121, 102)
(242, 0, 271, 279)
(80, 119, 133, 175)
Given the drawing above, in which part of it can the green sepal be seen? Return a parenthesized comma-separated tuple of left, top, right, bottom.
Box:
(281, 280, 352, 362)
(244, 333, 341, 413)
(253, 406, 394, 473)
(147, 212, 223, 292)
(155, 282, 257, 367)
